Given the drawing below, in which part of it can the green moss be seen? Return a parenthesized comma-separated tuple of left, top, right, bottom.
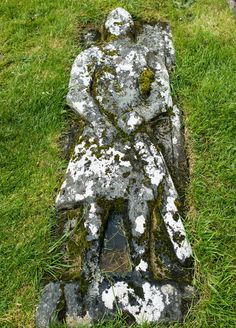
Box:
(52, 207, 91, 281)
(55, 208, 81, 237)
(113, 198, 126, 213)
(106, 34, 119, 42)
(122, 172, 130, 178)
(114, 21, 123, 26)
(139, 68, 155, 97)
(96, 197, 127, 217)
(93, 143, 110, 159)
(104, 49, 118, 56)
(150, 205, 171, 280)
(114, 154, 120, 162)
(103, 109, 117, 126)
(96, 197, 111, 226)
(87, 62, 95, 73)
(92, 67, 109, 99)
(60, 113, 85, 161)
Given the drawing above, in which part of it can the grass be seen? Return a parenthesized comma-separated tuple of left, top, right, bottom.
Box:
(0, 0, 235, 327)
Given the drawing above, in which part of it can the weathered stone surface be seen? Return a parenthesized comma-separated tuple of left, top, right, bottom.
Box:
(99, 279, 182, 323)
(36, 7, 194, 327)
(36, 282, 62, 328)
(64, 283, 84, 327)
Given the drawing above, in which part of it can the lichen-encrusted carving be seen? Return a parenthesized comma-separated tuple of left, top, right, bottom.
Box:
(36, 7, 193, 327)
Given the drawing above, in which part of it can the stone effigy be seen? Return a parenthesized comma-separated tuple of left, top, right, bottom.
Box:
(36, 8, 193, 327)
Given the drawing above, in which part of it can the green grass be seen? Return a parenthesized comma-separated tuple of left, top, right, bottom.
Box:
(0, 0, 235, 327)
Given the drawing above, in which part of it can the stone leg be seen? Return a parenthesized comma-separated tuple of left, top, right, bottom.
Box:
(133, 133, 192, 267)
(128, 189, 151, 276)
(159, 168, 192, 264)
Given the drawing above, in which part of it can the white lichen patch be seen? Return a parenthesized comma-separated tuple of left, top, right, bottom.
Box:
(75, 181, 94, 201)
(72, 100, 88, 116)
(135, 139, 164, 187)
(101, 281, 178, 323)
(56, 140, 134, 208)
(163, 29, 175, 58)
(115, 49, 147, 76)
(172, 105, 181, 130)
(70, 143, 131, 182)
(172, 136, 178, 145)
(135, 215, 146, 234)
(157, 73, 173, 109)
(135, 259, 148, 272)
(85, 202, 102, 239)
(127, 112, 143, 131)
(162, 176, 192, 262)
(171, 105, 181, 148)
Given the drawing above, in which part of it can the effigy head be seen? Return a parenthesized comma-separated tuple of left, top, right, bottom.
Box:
(105, 7, 134, 37)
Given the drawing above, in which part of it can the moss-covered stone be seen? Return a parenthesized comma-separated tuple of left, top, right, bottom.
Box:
(53, 208, 91, 281)
(139, 68, 155, 97)
(103, 49, 118, 56)
(66, 219, 89, 280)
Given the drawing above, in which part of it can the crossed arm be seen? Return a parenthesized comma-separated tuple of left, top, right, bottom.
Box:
(117, 51, 173, 135)
(67, 46, 173, 138)
(67, 47, 103, 121)
(67, 46, 117, 143)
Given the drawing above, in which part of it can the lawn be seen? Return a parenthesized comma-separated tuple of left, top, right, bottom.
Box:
(0, 0, 235, 327)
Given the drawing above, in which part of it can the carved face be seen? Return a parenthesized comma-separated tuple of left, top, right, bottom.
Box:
(105, 7, 134, 37)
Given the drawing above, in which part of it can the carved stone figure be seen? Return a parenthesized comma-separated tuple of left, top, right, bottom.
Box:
(36, 8, 193, 327)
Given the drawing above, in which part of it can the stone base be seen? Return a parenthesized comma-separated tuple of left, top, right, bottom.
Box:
(36, 278, 194, 327)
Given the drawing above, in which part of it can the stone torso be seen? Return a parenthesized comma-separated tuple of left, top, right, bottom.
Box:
(93, 40, 149, 117)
